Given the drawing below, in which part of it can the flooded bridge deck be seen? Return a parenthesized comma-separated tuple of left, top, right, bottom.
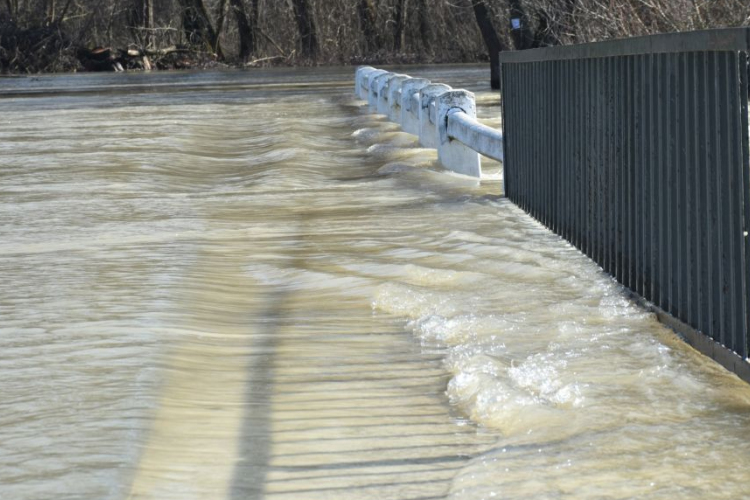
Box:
(2, 66, 750, 499)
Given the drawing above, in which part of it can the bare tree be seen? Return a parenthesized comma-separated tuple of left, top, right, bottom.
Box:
(129, 0, 154, 49)
(416, 0, 431, 56)
(392, 0, 407, 51)
(177, 0, 218, 53)
(2, 0, 749, 76)
(289, 0, 317, 59)
(230, 0, 254, 61)
(214, 0, 229, 54)
(358, 0, 379, 53)
(469, 0, 504, 89)
(507, 0, 534, 50)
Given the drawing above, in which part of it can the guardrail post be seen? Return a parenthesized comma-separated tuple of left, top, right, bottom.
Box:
(387, 75, 410, 122)
(436, 90, 481, 177)
(377, 73, 407, 116)
(355, 66, 374, 99)
(400, 78, 430, 136)
(419, 84, 451, 148)
(369, 72, 391, 112)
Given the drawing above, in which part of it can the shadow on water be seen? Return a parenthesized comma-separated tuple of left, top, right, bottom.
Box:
(228, 287, 281, 499)
(228, 212, 310, 499)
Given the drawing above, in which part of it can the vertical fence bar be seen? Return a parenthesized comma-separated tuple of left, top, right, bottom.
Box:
(740, 48, 750, 358)
(513, 64, 520, 206)
(656, 52, 667, 311)
(645, 52, 655, 303)
(606, 56, 615, 277)
(614, 55, 624, 284)
(700, 52, 714, 338)
(692, 52, 704, 332)
(537, 61, 544, 224)
(584, 57, 592, 259)
(632, 54, 641, 295)
(707, 52, 721, 344)
(714, 51, 730, 349)
(668, 52, 680, 318)
(543, 60, 549, 226)
(500, 65, 509, 197)
(515, 64, 522, 203)
(597, 56, 606, 271)
(724, 51, 743, 355)
(566, 59, 574, 243)
(625, 54, 633, 286)
(636, 54, 646, 298)
(551, 61, 559, 232)
(679, 52, 690, 324)
(605, 56, 614, 278)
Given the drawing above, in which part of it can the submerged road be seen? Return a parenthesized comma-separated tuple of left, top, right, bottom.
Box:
(1, 66, 750, 499)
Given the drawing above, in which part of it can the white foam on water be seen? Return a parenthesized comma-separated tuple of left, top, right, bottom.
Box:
(370, 199, 750, 498)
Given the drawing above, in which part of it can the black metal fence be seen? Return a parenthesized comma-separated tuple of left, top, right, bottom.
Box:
(499, 29, 750, 378)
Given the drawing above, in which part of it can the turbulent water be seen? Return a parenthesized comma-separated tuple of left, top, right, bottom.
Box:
(2, 66, 750, 500)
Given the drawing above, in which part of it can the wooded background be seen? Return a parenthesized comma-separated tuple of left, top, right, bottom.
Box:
(1, 0, 749, 73)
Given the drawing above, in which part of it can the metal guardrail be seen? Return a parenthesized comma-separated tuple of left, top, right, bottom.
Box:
(447, 111, 503, 163)
(499, 28, 750, 380)
(355, 66, 504, 178)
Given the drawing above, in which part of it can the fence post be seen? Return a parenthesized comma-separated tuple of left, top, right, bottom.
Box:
(387, 75, 411, 123)
(436, 90, 481, 177)
(400, 78, 430, 136)
(419, 84, 451, 148)
(369, 72, 391, 112)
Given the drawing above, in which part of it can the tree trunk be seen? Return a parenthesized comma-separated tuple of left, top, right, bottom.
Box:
(251, 0, 259, 46)
(129, 0, 155, 50)
(178, 0, 219, 54)
(416, 0, 430, 56)
(507, 0, 534, 50)
(144, 0, 154, 48)
(289, 0, 317, 59)
(470, 0, 504, 89)
(392, 0, 406, 52)
(357, 0, 379, 53)
(215, 0, 229, 54)
(230, 0, 254, 61)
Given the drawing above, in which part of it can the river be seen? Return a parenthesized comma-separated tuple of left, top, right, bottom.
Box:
(1, 66, 750, 499)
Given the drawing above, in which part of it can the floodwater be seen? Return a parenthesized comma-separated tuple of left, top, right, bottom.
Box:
(1, 65, 750, 500)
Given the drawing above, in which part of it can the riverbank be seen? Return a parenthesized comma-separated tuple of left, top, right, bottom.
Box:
(0, 42, 487, 75)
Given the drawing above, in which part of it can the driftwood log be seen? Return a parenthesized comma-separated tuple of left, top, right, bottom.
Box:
(75, 46, 217, 72)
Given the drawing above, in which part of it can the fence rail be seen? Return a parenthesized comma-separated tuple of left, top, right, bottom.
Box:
(499, 28, 750, 379)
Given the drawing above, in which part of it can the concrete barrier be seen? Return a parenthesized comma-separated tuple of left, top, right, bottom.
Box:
(356, 67, 504, 180)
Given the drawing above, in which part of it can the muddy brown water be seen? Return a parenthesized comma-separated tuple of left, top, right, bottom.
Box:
(2, 66, 750, 499)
